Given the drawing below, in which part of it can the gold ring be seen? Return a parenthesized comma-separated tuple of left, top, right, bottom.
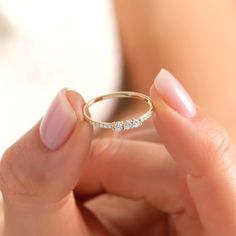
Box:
(83, 91, 154, 131)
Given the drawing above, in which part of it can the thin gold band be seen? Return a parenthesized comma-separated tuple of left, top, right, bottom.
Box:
(83, 91, 154, 131)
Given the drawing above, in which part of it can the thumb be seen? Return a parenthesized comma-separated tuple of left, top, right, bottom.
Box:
(150, 69, 236, 236)
(0, 89, 93, 206)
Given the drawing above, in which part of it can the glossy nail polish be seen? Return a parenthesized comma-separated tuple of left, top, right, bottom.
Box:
(154, 69, 196, 118)
(40, 89, 77, 150)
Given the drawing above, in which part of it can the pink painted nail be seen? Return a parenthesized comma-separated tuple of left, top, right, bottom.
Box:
(40, 89, 78, 150)
(154, 69, 196, 118)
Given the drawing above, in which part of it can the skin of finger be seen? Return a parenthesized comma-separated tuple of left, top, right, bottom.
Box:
(85, 195, 168, 236)
(85, 193, 204, 236)
(0, 92, 95, 236)
(0, 118, 92, 207)
(117, 126, 161, 143)
(77, 138, 204, 234)
(3, 193, 91, 236)
(0, 94, 93, 207)
(78, 139, 188, 212)
(150, 86, 236, 235)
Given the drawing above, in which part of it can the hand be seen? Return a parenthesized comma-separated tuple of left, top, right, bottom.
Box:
(78, 69, 236, 236)
(0, 89, 106, 235)
(1, 69, 236, 236)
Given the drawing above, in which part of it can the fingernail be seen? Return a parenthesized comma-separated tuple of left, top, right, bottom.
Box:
(40, 89, 81, 150)
(154, 69, 196, 118)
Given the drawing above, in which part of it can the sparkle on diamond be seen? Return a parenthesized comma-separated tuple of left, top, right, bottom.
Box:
(123, 120, 133, 130)
(132, 118, 142, 128)
(112, 121, 123, 131)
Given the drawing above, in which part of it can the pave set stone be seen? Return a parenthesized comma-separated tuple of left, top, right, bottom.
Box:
(89, 121, 112, 129)
(89, 110, 154, 132)
(112, 118, 143, 132)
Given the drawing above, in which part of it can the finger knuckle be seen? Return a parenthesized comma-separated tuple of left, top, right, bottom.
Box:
(204, 125, 235, 171)
(0, 144, 34, 197)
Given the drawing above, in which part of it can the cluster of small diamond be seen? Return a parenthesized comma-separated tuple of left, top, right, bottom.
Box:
(89, 111, 154, 132)
(112, 118, 143, 132)
(139, 110, 154, 122)
(89, 121, 112, 129)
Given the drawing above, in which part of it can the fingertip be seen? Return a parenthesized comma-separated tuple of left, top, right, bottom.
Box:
(66, 90, 85, 121)
(150, 84, 169, 114)
(151, 69, 196, 118)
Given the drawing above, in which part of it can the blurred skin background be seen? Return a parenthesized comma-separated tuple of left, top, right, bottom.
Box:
(1, 0, 236, 231)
